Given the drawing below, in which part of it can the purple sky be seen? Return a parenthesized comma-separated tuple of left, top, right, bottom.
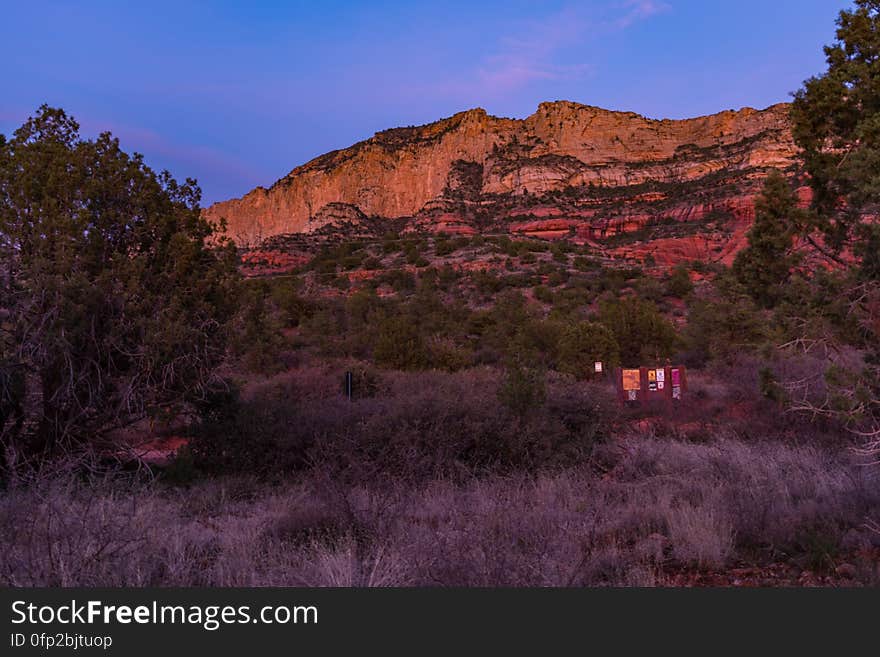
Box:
(0, 1, 850, 205)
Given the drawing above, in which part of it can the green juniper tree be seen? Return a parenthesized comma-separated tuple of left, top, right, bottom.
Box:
(0, 106, 241, 465)
(792, 0, 880, 282)
(733, 171, 802, 308)
(788, 1, 880, 446)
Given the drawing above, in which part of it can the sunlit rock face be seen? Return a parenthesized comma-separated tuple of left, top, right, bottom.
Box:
(204, 101, 798, 257)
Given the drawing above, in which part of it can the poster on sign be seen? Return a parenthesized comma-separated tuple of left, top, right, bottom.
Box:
(656, 369, 665, 383)
(622, 369, 640, 391)
(594, 361, 603, 374)
(671, 368, 681, 386)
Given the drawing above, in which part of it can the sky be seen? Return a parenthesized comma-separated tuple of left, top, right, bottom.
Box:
(0, 1, 851, 205)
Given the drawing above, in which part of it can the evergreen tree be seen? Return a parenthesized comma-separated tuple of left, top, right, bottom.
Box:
(791, 0, 880, 281)
(733, 171, 802, 307)
(0, 106, 241, 460)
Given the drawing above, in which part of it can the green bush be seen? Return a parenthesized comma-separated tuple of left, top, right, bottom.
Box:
(533, 285, 554, 303)
(378, 269, 416, 294)
(683, 281, 771, 366)
(233, 282, 286, 374)
(268, 279, 313, 327)
(382, 233, 402, 253)
(551, 243, 570, 263)
(498, 357, 546, 420)
(573, 256, 600, 272)
(597, 296, 679, 366)
(547, 270, 567, 287)
(373, 315, 428, 370)
(557, 322, 620, 380)
(666, 264, 694, 298)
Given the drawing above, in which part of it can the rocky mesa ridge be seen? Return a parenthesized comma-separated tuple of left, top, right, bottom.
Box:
(204, 101, 798, 248)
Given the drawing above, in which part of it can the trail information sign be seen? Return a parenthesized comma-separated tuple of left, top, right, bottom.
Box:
(615, 366, 688, 404)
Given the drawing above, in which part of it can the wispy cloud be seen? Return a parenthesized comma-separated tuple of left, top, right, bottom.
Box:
(423, 1, 670, 102)
(615, 0, 671, 28)
(474, 6, 594, 94)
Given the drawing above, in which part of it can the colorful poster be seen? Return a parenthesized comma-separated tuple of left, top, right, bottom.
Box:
(672, 386, 681, 400)
(658, 381, 665, 390)
(648, 369, 657, 383)
(656, 369, 665, 383)
(627, 390, 637, 401)
(594, 361, 603, 373)
(622, 369, 641, 391)
(671, 369, 681, 386)
(649, 382, 657, 392)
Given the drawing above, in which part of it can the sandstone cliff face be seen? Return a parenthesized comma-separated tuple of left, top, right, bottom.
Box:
(204, 101, 797, 246)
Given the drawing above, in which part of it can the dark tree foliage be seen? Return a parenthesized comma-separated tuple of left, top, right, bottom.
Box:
(733, 171, 803, 307)
(785, 2, 880, 444)
(0, 106, 241, 463)
(597, 297, 678, 367)
(556, 321, 619, 380)
(791, 0, 880, 280)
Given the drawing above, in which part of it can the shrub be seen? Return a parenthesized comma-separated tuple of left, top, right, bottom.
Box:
(551, 243, 570, 263)
(556, 322, 620, 380)
(498, 357, 546, 420)
(232, 283, 287, 375)
(547, 270, 567, 287)
(373, 315, 428, 370)
(330, 274, 351, 290)
(684, 284, 770, 366)
(434, 238, 457, 257)
(188, 385, 312, 475)
(437, 264, 461, 290)
(597, 297, 679, 366)
(574, 256, 600, 272)
(666, 264, 694, 298)
(533, 285, 555, 304)
(426, 337, 472, 371)
(378, 269, 416, 294)
(269, 280, 313, 327)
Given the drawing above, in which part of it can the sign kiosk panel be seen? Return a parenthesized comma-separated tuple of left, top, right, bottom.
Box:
(615, 366, 687, 404)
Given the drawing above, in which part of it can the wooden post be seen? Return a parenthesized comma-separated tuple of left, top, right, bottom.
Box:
(344, 371, 353, 401)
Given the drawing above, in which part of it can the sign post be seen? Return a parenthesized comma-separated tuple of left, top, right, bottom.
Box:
(344, 371, 353, 401)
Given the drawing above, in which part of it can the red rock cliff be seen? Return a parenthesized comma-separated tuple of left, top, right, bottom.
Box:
(204, 101, 796, 245)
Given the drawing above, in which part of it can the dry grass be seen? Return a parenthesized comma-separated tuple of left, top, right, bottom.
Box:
(2, 436, 878, 587)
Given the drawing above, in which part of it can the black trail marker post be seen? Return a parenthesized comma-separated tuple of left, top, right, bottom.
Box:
(344, 371, 353, 401)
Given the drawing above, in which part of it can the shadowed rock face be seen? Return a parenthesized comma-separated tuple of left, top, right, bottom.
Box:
(204, 101, 798, 247)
